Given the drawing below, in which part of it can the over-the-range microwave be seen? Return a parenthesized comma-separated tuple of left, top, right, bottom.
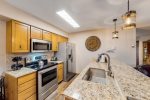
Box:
(31, 39, 52, 52)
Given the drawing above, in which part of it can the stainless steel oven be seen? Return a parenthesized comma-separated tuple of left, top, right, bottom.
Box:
(31, 39, 52, 52)
(38, 65, 58, 100)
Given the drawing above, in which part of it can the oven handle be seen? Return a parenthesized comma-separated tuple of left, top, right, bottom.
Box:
(38, 65, 57, 74)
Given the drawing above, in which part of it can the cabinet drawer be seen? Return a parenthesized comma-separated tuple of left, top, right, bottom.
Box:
(18, 86, 36, 100)
(26, 94, 36, 100)
(18, 79, 36, 93)
(18, 73, 36, 85)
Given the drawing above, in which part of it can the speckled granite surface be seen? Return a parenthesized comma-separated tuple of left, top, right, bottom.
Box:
(5, 67, 36, 78)
(63, 60, 150, 100)
(111, 60, 150, 100)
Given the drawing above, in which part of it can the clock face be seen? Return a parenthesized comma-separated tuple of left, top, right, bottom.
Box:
(85, 36, 101, 52)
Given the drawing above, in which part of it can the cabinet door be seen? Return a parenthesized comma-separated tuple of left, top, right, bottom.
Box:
(58, 36, 68, 43)
(31, 26, 43, 39)
(57, 63, 63, 83)
(52, 33, 58, 51)
(43, 30, 52, 41)
(12, 21, 30, 53)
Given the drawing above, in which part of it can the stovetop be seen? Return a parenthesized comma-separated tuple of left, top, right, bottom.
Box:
(25, 60, 58, 71)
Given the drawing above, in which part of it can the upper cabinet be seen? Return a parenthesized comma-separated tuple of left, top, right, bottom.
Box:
(31, 26, 43, 39)
(7, 20, 30, 53)
(52, 33, 59, 51)
(59, 36, 68, 43)
(6, 19, 68, 53)
(43, 30, 52, 41)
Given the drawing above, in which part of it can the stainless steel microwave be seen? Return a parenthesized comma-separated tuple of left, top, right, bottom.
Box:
(31, 39, 52, 52)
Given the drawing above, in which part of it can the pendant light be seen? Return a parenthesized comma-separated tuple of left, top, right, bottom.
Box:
(122, 0, 136, 30)
(112, 19, 119, 39)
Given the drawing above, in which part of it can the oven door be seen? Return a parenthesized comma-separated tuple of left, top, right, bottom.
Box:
(38, 65, 58, 94)
(31, 39, 52, 52)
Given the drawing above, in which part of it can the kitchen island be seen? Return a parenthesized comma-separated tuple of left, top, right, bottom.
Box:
(62, 60, 150, 100)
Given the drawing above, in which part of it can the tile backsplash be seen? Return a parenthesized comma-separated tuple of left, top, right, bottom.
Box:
(6, 52, 54, 70)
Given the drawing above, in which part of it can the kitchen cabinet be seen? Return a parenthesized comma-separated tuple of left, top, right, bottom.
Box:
(5, 72, 36, 100)
(43, 30, 52, 41)
(57, 63, 64, 83)
(31, 26, 43, 39)
(63, 37, 68, 42)
(6, 20, 30, 53)
(58, 36, 68, 43)
(52, 33, 59, 51)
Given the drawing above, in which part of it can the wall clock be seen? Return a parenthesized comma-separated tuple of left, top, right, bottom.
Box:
(85, 36, 101, 52)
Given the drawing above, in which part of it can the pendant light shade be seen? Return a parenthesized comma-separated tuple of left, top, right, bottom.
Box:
(112, 19, 119, 39)
(122, 0, 136, 30)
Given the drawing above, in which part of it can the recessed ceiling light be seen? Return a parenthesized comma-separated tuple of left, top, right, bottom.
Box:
(56, 10, 80, 28)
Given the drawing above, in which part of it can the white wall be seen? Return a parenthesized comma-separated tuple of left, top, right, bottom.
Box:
(0, 0, 68, 37)
(137, 29, 150, 65)
(0, 20, 6, 74)
(69, 29, 136, 73)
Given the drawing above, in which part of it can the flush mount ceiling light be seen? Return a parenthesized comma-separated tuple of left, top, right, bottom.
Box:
(122, 0, 136, 30)
(56, 10, 80, 28)
(112, 19, 119, 39)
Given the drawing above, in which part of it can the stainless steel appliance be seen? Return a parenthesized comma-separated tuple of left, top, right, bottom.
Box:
(56, 42, 76, 82)
(25, 56, 58, 100)
(31, 39, 52, 52)
(37, 64, 57, 100)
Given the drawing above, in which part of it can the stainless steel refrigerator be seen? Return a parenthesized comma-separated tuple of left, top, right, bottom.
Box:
(55, 42, 76, 82)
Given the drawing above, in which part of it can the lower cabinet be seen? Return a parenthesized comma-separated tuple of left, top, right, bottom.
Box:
(5, 72, 36, 100)
(57, 63, 64, 83)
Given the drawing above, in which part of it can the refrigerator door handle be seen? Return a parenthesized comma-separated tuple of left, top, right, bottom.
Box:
(71, 49, 73, 62)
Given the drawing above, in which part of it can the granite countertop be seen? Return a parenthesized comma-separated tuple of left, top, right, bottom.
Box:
(49, 60, 63, 64)
(111, 60, 150, 100)
(63, 60, 150, 100)
(5, 67, 36, 78)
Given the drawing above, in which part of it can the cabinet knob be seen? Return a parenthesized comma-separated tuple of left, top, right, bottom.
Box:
(19, 45, 21, 49)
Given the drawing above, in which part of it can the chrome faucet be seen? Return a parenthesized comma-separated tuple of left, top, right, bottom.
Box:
(97, 53, 113, 78)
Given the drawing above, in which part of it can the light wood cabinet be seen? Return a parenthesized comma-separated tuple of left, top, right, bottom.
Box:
(43, 30, 52, 41)
(58, 36, 68, 43)
(52, 33, 59, 51)
(62, 37, 68, 42)
(57, 63, 64, 83)
(6, 20, 30, 53)
(5, 72, 36, 100)
(31, 26, 43, 39)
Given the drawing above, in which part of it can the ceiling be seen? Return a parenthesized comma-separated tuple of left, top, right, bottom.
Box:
(4, 0, 150, 33)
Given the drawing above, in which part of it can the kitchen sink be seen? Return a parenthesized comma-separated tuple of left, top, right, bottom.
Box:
(82, 68, 107, 84)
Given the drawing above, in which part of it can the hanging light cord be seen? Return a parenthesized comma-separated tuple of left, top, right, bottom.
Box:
(115, 20, 116, 32)
(128, 0, 129, 12)
(113, 19, 117, 32)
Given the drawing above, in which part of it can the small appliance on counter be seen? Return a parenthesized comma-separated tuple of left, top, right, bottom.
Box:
(25, 56, 58, 100)
(11, 57, 23, 71)
(51, 56, 58, 61)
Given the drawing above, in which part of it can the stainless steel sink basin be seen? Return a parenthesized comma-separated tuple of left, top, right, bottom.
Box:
(82, 68, 107, 84)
